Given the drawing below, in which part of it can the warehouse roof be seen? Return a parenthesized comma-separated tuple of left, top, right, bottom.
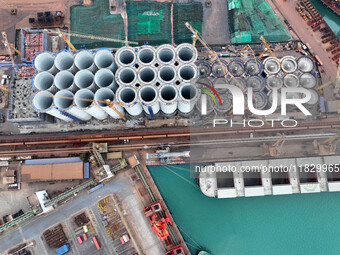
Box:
(21, 162, 84, 181)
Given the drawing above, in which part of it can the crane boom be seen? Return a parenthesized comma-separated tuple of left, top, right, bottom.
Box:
(1, 31, 19, 78)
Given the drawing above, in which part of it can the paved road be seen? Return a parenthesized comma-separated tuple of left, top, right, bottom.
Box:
(268, 0, 337, 78)
(0, 175, 164, 254)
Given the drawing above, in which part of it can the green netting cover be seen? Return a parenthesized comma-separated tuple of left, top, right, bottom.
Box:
(228, 0, 291, 43)
(173, 2, 203, 44)
(126, 1, 171, 45)
(70, 0, 125, 49)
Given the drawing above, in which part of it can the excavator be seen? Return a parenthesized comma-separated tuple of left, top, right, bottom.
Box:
(261, 134, 286, 157)
(313, 133, 340, 155)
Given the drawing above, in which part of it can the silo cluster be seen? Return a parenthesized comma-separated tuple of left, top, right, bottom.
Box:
(264, 55, 319, 110)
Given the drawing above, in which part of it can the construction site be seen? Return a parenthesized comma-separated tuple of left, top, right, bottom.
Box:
(0, 0, 339, 254)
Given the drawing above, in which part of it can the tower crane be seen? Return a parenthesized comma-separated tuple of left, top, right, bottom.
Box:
(44, 29, 138, 53)
(1, 31, 18, 84)
(259, 36, 276, 58)
(316, 65, 340, 97)
(313, 133, 340, 155)
(261, 134, 286, 157)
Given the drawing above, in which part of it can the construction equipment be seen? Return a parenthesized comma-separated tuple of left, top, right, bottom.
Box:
(2, 31, 19, 80)
(317, 65, 340, 97)
(260, 36, 276, 58)
(261, 134, 286, 157)
(44, 29, 138, 51)
(0, 0, 17, 15)
(313, 133, 340, 155)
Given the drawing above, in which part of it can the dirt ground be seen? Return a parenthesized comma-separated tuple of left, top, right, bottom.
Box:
(0, 0, 82, 55)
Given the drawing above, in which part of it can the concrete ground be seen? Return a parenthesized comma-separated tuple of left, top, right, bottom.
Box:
(0, 173, 165, 255)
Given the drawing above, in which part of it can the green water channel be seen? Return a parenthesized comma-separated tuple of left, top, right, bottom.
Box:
(310, 0, 340, 39)
(149, 164, 340, 255)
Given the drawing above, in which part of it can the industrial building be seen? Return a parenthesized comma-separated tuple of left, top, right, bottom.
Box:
(199, 155, 340, 199)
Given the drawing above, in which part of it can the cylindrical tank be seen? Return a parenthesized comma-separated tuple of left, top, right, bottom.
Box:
(115, 46, 137, 67)
(138, 66, 158, 85)
(74, 70, 95, 90)
(268, 90, 281, 108)
(300, 73, 317, 89)
(158, 65, 177, 84)
(178, 83, 201, 114)
(263, 57, 280, 75)
(284, 74, 299, 88)
(33, 51, 56, 73)
(195, 91, 215, 115)
(212, 59, 228, 77)
(116, 86, 143, 116)
(297, 56, 314, 73)
(178, 64, 198, 82)
(250, 91, 268, 110)
(94, 68, 118, 91)
(31, 90, 72, 121)
(138, 85, 160, 116)
(247, 76, 265, 92)
(196, 60, 211, 78)
(54, 71, 75, 91)
(115, 67, 138, 86)
(228, 58, 244, 77)
(74, 89, 108, 120)
(230, 77, 247, 92)
(74, 50, 96, 72)
(176, 43, 198, 64)
(156, 44, 176, 65)
(213, 77, 230, 93)
(55, 51, 76, 73)
(158, 85, 178, 115)
(214, 94, 232, 114)
(281, 56, 297, 73)
(54, 90, 92, 121)
(306, 89, 319, 105)
(137, 45, 156, 66)
(196, 77, 213, 89)
(94, 48, 117, 72)
(266, 75, 283, 90)
(94, 88, 124, 119)
(32, 71, 55, 91)
(245, 58, 263, 76)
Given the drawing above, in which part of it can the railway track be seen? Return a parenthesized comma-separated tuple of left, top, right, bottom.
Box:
(0, 120, 340, 148)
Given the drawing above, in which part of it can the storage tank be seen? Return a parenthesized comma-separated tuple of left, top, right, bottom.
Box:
(94, 68, 118, 91)
(178, 64, 198, 82)
(74, 50, 96, 72)
(297, 56, 314, 73)
(214, 94, 232, 114)
(32, 71, 55, 91)
(54, 50, 76, 73)
(195, 91, 215, 115)
(266, 75, 283, 90)
(94, 88, 124, 119)
(228, 58, 245, 76)
(212, 59, 228, 77)
(138, 85, 160, 117)
(138, 66, 158, 85)
(196, 60, 211, 78)
(300, 73, 317, 89)
(74, 89, 108, 120)
(268, 90, 281, 108)
(115, 46, 137, 67)
(31, 90, 72, 121)
(247, 76, 265, 92)
(196, 77, 213, 89)
(156, 44, 176, 65)
(263, 57, 280, 75)
(94, 48, 117, 72)
(230, 77, 247, 92)
(158, 65, 177, 84)
(284, 74, 300, 88)
(213, 77, 230, 93)
(281, 56, 297, 73)
(250, 91, 268, 110)
(54, 71, 75, 91)
(115, 67, 138, 86)
(176, 43, 198, 64)
(137, 45, 156, 66)
(178, 83, 201, 114)
(245, 58, 263, 76)
(158, 85, 178, 115)
(306, 89, 319, 105)
(54, 90, 92, 121)
(33, 51, 56, 73)
(74, 70, 95, 90)
(116, 86, 143, 116)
